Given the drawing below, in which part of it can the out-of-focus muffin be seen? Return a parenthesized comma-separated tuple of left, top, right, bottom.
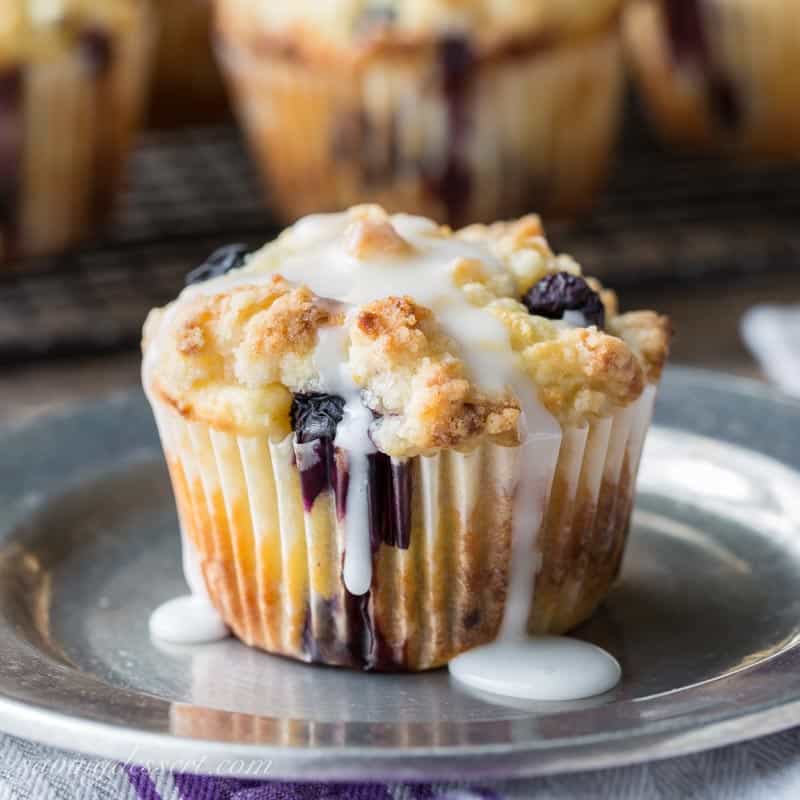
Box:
(0, 0, 153, 264)
(625, 0, 800, 157)
(148, 0, 229, 127)
(213, 0, 627, 226)
(142, 205, 670, 671)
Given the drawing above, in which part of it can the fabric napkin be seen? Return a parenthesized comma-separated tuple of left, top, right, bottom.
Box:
(5, 729, 800, 800)
(741, 305, 800, 397)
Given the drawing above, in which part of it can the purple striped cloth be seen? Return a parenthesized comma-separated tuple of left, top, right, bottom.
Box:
(7, 730, 800, 799)
(125, 769, 499, 800)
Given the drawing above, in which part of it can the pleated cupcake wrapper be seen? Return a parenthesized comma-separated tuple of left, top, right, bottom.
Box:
(625, 0, 800, 156)
(151, 385, 656, 671)
(216, 25, 623, 225)
(0, 6, 153, 264)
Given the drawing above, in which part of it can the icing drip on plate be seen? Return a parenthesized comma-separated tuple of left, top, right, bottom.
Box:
(449, 638, 621, 701)
(149, 595, 229, 645)
(148, 447, 230, 645)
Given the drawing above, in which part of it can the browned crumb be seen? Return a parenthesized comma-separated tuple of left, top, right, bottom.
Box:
(344, 218, 414, 259)
(610, 311, 672, 382)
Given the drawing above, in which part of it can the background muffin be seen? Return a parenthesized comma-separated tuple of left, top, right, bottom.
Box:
(214, 0, 626, 227)
(142, 206, 669, 671)
(625, 0, 800, 158)
(0, 0, 153, 264)
(148, 0, 229, 127)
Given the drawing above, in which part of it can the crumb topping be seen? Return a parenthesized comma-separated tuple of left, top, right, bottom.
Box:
(0, 0, 146, 64)
(215, 0, 625, 64)
(143, 206, 670, 456)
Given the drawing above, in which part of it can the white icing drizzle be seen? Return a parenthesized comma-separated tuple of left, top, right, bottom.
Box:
(313, 322, 376, 596)
(562, 310, 589, 328)
(500, 383, 562, 641)
(148, 536, 230, 646)
(449, 638, 621, 701)
(447, 385, 619, 704)
(149, 595, 229, 645)
(239, 212, 520, 393)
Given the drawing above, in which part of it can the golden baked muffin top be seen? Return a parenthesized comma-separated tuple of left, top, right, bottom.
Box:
(0, 0, 146, 64)
(215, 0, 624, 61)
(143, 206, 670, 458)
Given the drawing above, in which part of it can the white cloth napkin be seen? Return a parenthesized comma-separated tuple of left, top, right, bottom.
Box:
(4, 729, 800, 800)
(741, 305, 800, 397)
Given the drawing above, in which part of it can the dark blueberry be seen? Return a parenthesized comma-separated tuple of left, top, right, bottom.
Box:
(185, 244, 249, 286)
(290, 393, 346, 444)
(79, 29, 114, 78)
(522, 272, 605, 329)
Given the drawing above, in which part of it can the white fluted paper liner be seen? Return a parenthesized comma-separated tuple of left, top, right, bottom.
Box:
(151, 385, 656, 671)
(216, 25, 622, 225)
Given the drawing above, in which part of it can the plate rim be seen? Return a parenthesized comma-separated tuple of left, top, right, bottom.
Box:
(1, 365, 800, 780)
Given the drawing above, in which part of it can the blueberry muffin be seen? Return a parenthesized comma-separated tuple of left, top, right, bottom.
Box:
(213, 0, 626, 226)
(625, 0, 800, 157)
(0, 0, 153, 263)
(142, 206, 670, 671)
(148, 0, 229, 127)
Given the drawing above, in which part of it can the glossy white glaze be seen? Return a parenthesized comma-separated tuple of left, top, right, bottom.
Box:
(149, 596, 229, 645)
(449, 637, 621, 701)
(313, 322, 376, 596)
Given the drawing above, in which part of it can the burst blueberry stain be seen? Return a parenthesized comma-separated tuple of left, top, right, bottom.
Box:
(424, 35, 475, 226)
(663, 0, 743, 131)
(184, 244, 249, 286)
(522, 272, 605, 329)
(367, 454, 412, 551)
(664, 0, 709, 67)
(290, 394, 346, 511)
(290, 395, 413, 550)
(79, 28, 113, 78)
(0, 66, 23, 257)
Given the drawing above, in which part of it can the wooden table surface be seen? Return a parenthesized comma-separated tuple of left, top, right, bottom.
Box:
(4, 271, 794, 429)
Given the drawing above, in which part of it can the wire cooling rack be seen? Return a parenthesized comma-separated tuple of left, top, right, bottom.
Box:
(2, 119, 800, 362)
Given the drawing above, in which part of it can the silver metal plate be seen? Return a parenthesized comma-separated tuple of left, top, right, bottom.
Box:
(1, 367, 800, 781)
